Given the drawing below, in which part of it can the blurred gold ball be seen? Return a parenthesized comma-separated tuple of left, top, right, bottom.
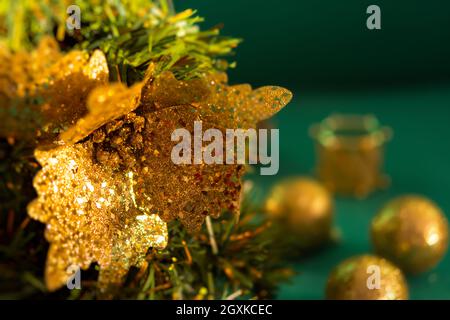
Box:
(371, 195, 449, 274)
(264, 177, 333, 248)
(326, 255, 408, 300)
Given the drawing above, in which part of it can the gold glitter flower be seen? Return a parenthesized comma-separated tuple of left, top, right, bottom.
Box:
(28, 142, 168, 291)
(27, 48, 292, 291)
(0, 37, 108, 145)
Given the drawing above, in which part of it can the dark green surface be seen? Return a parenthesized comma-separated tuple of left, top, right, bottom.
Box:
(180, 0, 450, 89)
(253, 85, 450, 299)
(177, 1, 450, 299)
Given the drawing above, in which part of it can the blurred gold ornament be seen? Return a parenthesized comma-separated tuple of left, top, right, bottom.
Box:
(326, 255, 408, 300)
(371, 195, 449, 274)
(265, 177, 334, 249)
(28, 58, 292, 290)
(310, 114, 392, 198)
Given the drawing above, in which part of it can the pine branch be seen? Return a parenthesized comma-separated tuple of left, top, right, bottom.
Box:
(0, 0, 241, 82)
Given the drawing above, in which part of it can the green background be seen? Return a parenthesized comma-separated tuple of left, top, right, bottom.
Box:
(181, 0, 450, 299)
(179, 0, 450, 89)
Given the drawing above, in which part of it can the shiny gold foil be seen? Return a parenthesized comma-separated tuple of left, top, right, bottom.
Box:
(371, 195, 449, 274)
(326, 255, 408, 300)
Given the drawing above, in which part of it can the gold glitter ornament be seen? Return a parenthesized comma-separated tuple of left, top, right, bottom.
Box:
(326, 255, 408, 300)
(63, 98, 243, 232)
(371, 195, 449, 274)
(60, 82, 144, 144)
(55, 68, 291, 232)
(264, 177, 333, 249)
(28, 142, 168, 291)
(28, 63, 292, 290)
(0, 37, 108, 145)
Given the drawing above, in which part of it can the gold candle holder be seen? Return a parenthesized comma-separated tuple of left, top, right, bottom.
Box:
(310, 114, 392, 198)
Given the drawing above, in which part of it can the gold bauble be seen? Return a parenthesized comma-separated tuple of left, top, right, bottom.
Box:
(326, 255, 408, 300)
(265, 177, 333, 248)
(371, 195, 449, 274)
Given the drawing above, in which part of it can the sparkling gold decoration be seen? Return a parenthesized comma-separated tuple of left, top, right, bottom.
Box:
(265, 177, 333, 249)
(0, 37, 108, 145)
(371, 195, 449, 274)
(60, 83, 144, 144)
(140, 68, 211, 111)
(28, 60, 292, 290)
(55, 70, 291, 231)
(326, 255, 408, 300)
(28, 142, 168, 291)
(310, 114, 392, 198)
(195, 73, 292, 130)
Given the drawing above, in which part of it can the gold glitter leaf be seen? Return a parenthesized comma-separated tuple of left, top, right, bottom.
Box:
(60, 82, 143, 144)
(36, 50, 109, 143)
(195, 74, 292, 129)
(28, 142, 168, 291)
(0, 38, 109, 145)
(237, 86, 293, 127)
(141, 70, 211, 112)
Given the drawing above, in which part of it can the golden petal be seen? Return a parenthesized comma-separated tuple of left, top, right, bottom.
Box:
(140, 70, 210, 112)
(0, 39, 110, 145)
(236, 86, 292, 127)
(60, 82, 143, 144)
(28, 142, 168, 291)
